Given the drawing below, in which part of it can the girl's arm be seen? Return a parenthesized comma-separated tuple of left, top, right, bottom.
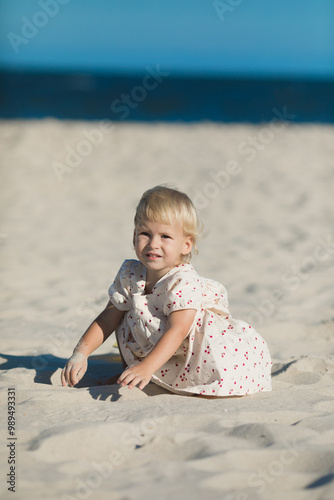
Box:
(61, 300, 125, 387)
(117, 308, 197, 390)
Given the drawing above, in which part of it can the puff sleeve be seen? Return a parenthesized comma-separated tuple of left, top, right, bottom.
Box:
(108, 260, 133, 311)
(162, 271, 204, 316)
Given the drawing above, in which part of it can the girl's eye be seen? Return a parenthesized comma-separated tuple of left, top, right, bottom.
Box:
(140, 232, 150, 237)
(161, 235, 171, 239)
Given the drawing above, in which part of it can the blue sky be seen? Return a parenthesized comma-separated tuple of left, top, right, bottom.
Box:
(1, 0, 334, 77)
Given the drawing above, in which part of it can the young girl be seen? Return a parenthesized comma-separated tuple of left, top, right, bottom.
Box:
(61, 186, 272, 397)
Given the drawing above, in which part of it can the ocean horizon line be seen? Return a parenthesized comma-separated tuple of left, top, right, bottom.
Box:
(1, 69, 334, 123)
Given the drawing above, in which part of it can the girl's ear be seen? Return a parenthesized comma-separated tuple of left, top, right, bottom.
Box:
(181, 236, 193, 256)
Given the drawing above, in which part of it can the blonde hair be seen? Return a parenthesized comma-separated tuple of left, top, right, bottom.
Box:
(134, 185, 201, 262)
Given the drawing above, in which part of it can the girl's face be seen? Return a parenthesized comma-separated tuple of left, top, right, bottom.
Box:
(133, 219, 193, 283)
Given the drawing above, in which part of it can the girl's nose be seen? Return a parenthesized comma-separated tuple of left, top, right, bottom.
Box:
(149, 235, 160, 248)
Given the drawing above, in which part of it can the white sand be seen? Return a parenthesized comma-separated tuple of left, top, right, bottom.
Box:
(0, 119, 333, 500)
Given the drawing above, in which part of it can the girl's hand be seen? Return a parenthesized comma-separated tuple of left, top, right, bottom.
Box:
(61, 352, 88, 387)
(117, 362, 153, 390)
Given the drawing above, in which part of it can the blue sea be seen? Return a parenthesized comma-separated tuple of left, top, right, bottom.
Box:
(1, 70, 334, 123)
(0, 0, 333, 121)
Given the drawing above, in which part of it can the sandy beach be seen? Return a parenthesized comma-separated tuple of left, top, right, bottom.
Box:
(0, 118, 334, 500)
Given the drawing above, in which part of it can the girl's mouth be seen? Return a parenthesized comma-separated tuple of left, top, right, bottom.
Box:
(146, 253, 161, 260)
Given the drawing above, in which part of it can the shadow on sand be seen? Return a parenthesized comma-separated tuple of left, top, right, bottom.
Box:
(0, 351, 169, 401)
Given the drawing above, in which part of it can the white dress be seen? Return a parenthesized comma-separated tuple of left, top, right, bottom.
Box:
(108, 259, 272, 397)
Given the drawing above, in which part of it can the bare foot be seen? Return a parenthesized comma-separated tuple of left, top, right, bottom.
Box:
(97, 373, 122, 386)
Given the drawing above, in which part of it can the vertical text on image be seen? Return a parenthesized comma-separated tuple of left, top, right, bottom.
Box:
(7, 388, 17, 493)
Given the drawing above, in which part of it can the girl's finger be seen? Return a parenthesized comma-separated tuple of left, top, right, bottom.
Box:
(61, 369, 66, 386)
(117, 373, 127, 385)
(76, 366, 85, 383)
(119, 369, 138, 384)
(117, 369, 131, 384)
(69, 364, 80, 386)
(121, 372, 137, 386)
(62, 365, 72, 386)
(72, 365, 84, 385)
(138, 379, 148, 390)
(128, 376, 142, 389)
